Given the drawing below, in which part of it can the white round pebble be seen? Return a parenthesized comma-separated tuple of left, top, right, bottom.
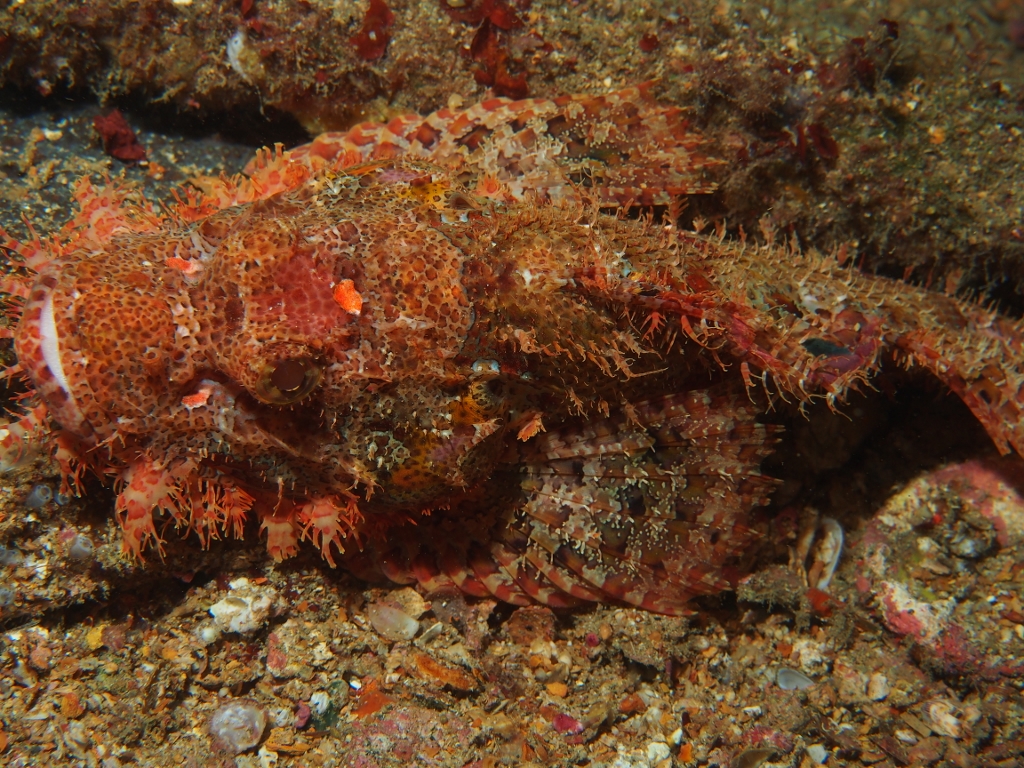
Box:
(195, 621, 222, 646)
(867, 672, 890, 701)
(806, 743, 829, 763)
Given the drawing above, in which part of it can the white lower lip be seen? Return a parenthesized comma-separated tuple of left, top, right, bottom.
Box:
(39, 290, 71, 395)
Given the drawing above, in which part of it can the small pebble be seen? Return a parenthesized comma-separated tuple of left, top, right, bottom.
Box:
(895, 728, 919, 744)
(388, 586, 429, 618)
(867, 672, 890, 701)
(24, 483, 53, 509)
(552, 712, 584, 734)
(0, 546, 23, 567)
(776, 667, 815, 690)
(269, 706, 292, 728)
(417, 621, 443, 644)
(12, 661, 36, 687)
(546, 681, 568, 698)
(209, 699, 267, 754)
(195, 622, 222, 646)
(294, 702, 312, 729)
(925, 700, 962, 739)
(67, 534, 95, 560)
(647, 742, 672, 763)
(309, 691, 331, 715)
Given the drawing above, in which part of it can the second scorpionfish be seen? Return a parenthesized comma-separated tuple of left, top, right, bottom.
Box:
(2, 85, 1022, 615)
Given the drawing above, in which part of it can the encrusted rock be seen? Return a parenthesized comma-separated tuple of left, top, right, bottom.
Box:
(209, 578, 279, 634)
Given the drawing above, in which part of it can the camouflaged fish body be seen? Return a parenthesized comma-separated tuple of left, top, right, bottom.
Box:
(1, 86, 1021, 615)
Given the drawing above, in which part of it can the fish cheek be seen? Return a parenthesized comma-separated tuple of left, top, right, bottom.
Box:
(75, 291, 177, 415)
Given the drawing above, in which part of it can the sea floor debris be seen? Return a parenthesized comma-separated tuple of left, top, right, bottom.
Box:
(0, 465, 1021, 767)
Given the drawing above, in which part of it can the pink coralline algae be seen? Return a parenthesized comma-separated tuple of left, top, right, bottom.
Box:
(552, 712, 584, 734)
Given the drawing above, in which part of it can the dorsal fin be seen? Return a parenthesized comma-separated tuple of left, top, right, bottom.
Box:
(277, 84, 721, 207)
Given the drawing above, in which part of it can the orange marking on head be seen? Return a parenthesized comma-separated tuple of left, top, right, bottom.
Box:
(166, 256, 202, 276)
(181, 383, 212, 409)
(333, 279, 363, 316)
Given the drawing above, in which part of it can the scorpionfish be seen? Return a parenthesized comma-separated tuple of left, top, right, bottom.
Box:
(2, 85, 1022, 615)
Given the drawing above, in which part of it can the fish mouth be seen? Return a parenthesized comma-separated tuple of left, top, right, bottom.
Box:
(15, 275, 92, 438)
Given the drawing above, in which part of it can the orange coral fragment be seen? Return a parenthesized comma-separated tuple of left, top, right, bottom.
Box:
(353, 680, 393, 718)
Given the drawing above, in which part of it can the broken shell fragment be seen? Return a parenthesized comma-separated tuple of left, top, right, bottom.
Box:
(807, 517, 844, 591)
(367, 601, 419, 641)
(776, 667, 815, 690)
(924, 700, 962, 739)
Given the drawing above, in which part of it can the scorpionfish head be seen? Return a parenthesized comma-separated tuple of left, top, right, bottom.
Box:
(16, 161, 517, 507)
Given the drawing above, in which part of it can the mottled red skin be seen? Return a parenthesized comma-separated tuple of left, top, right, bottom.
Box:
(2, 87, 1023, 616)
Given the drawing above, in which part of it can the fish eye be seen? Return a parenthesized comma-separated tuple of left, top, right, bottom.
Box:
(254, 356, 323, 405)
(471, 359, 500, 375)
